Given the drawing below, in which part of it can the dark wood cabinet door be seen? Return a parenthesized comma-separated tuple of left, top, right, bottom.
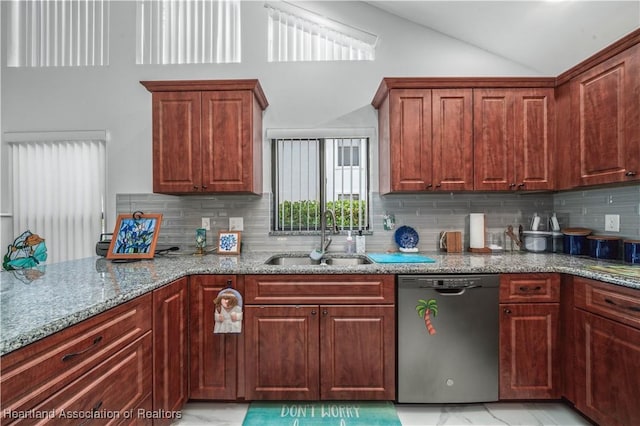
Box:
(152, 91, 202, 193)
(320, 305, 395, 400)
(499, 303, 560, 399)
(575, 310, 640, 426)
(432, 89, 474, 191)
(153, 277, 189, 422)
(189, 275, 238, 400)
(473, 89, 514, 190)
(245, 305, 320, 400)
(554, 81, 577, 189)
(513, 88, 555, 190)
(574, 44, 640, 186)
(388, 89, 433, 191)
(201, 90, 255, 193)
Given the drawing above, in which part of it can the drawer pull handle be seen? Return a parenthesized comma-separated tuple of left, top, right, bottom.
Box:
(604, 298, 640, 312)
(625, 171, 637, 177)
(62, 336, 103, 362)
(519, 286, 542, 292)
(78, 401, 104, 426)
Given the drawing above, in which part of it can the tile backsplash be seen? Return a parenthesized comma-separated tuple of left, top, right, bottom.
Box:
(116, 184, 639, 254)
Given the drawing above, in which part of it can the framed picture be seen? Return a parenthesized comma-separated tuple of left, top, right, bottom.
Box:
(218, 231, 241, 255)
(107, 213, 163, 260)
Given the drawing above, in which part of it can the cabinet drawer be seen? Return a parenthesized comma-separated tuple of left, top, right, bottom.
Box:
(244, 275, 395, 304)
(1, 294, 152, 420)
(574, 277, 640, 329)
(15, 333, 153, 425)
(499, 273, 560, 303)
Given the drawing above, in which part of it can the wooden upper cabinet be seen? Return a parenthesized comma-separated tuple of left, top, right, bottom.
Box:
(474, 88, 554, 191)
(572, 43, 640, 186)
(375, 83, 473, 193)
(432, 89, 474, 191)
(474, 89, 513, 191)
(388, 88, 433, 192)
(141, 79, 268, 195)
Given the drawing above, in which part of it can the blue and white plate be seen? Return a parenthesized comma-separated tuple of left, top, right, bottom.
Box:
(394, 225, 419, 249)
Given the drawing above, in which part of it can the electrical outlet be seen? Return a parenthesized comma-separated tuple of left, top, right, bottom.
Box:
(604, 214, 620, 232)
(201, 217, 211, 231)
(229, 217, 244, 231)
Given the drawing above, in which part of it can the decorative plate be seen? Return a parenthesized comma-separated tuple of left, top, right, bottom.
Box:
(395, 225, 419, 249)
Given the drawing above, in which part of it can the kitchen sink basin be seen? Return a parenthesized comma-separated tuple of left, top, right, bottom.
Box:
(264, 255, 321, 266)
(324, 256, 372, 265)
(264, 254, 373, 266)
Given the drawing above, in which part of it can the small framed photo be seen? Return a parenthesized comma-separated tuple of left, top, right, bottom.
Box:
(107, 213, 163, 260)
(218, 231, 241, 255)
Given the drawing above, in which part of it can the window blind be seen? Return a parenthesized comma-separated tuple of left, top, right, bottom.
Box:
(9, 136, 107, 264)
(265, 1, 377, 62)
(7, 0, 110, 67)
(136, 0, 241, 65)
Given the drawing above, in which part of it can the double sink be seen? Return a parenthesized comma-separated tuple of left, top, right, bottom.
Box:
(265, 253, 373, 266)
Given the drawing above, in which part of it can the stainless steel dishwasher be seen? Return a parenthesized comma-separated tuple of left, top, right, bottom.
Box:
(397, 274, 499, 403)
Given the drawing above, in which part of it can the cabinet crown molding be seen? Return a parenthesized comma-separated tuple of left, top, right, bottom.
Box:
(140, 79, 268, 110)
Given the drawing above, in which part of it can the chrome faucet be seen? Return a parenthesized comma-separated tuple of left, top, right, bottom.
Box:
(320, 209, 339, 252)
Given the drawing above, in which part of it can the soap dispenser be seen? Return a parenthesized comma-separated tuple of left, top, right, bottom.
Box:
(345, 231, 355, 254)
(356, 230, 366, 254)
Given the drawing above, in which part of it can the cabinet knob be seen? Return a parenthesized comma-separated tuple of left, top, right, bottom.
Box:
(201, 185, 208, 189)
(509, 183, 516, 188)
(503, 308, 512, 314)
(426, 184, 433, 189)
(517, 183, 525, 188)
(322, 309, 328, 316)
(626, 171, 637, 177)
(311, 310, 317, 316)
(435, 183, 442, 188)
(193, 186, 199, 190)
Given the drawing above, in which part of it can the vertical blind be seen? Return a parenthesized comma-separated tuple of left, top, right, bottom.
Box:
(136, 0, 241, 64)
(265, 1, 377, 62)
(9, 138, 106, 264)
(7, 0, 110, 67)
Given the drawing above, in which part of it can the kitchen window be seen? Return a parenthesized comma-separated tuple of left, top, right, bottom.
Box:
(271, 137, 369, 233)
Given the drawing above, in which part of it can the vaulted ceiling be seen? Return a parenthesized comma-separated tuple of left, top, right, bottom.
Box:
(366, 1, 640, 75)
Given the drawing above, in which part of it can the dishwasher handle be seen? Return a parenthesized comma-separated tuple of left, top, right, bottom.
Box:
(432, 285, 479, 295)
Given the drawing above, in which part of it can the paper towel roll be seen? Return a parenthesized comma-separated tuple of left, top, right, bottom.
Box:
(470, 213, 485, 249)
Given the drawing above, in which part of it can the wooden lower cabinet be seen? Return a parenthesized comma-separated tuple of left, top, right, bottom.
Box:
(244, 304, 395, 401)
(189, 275, 240, 400)
(31, 334, 153, 425)
(499, 303, 560, 399)
(574, 277, 640, 425)
(152, 278, 189, 424)
(575, 310, 640, 425)
(499, 273, 560, 399)
(0, 295, 153, 425)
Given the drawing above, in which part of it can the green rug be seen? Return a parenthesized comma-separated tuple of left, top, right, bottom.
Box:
(242, 401, 402, 426)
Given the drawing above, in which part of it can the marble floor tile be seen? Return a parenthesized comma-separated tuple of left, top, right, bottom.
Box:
(173, 401, 591, 426)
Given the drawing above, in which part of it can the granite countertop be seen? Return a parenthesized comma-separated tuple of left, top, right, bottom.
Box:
(1, 250, 638, 356)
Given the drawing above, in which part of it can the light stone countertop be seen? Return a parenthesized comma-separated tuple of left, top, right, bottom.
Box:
(1, 250, 638, 356)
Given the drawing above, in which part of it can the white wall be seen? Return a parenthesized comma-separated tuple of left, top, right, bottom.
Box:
(0, 0, 539, 245)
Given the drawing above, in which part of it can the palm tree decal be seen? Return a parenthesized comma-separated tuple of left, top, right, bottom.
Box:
(416, 299, 438, 335)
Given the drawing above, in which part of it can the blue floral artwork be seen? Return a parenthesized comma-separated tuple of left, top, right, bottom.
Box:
(113, 219, 157, 254)
(107, 213, 162, 260)
(218, 231, 241, 254)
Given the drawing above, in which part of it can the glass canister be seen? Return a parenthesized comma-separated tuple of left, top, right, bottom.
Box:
(588, 235, 621, 260)
(624, 239, 640, 264)
(562, 228, 592, 255)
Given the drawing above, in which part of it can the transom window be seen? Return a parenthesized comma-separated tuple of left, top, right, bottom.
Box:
(271, 137, 369, 233)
